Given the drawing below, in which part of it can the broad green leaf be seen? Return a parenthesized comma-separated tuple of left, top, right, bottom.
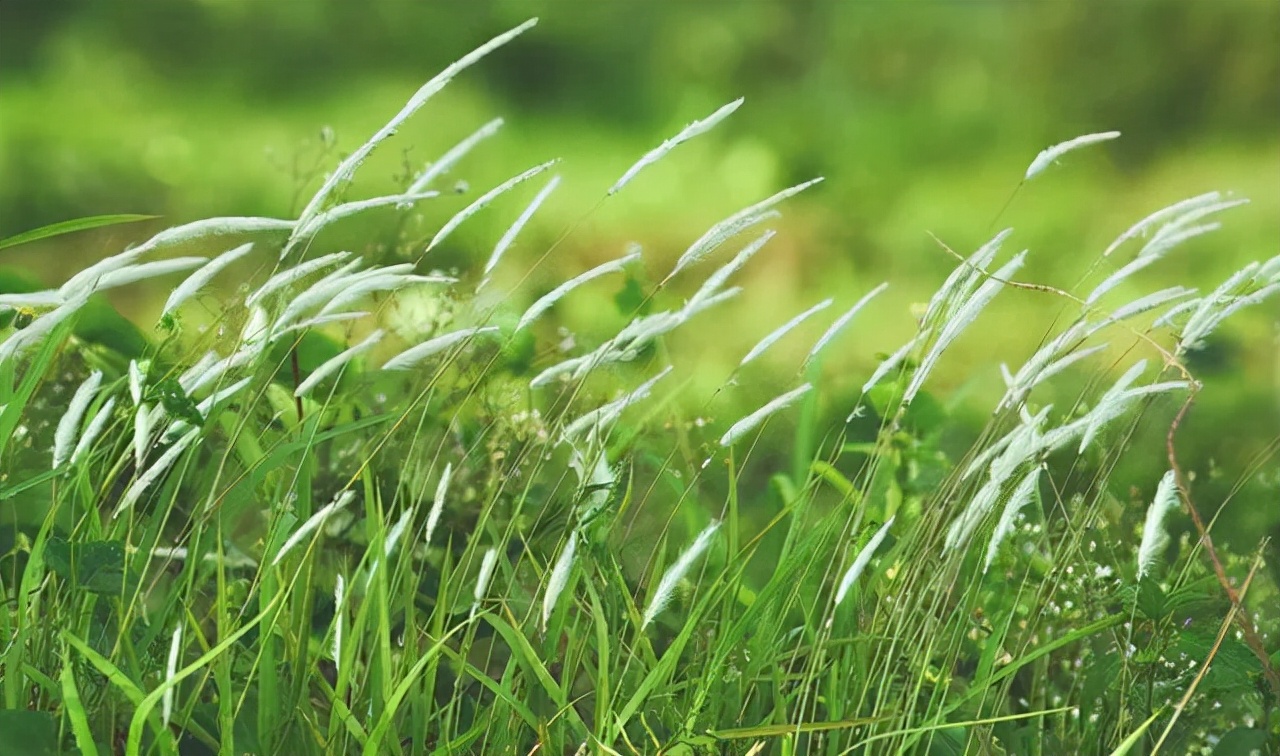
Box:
(0, 710, 59, 756)
(44, 538, 134, 595)
(1213, 727, 1267, 755)
(60, 659, 100, 756)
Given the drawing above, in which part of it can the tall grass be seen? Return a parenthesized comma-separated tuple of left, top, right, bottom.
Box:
(1, 20, 1277, 755)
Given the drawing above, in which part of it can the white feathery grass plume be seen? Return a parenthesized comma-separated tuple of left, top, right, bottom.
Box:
(984, 466, 1043, 572)
(997, 340, 1107, 413)
(134, 402, 154, 467)
(182, 348, 255, 397)
(381, 326, 500, 371)
(478, 174, 561, 291)
(922, 229, 1012, 327)
(518, 246, 641, 331)
(561, 365, 674, 441)
(720, 383, 812, 447)
(1181, 282, 1280, 352)
(332, 574, 345, 671)
(861, 336, 920, 396)
(195, 376, 252, 418)
(295, 329, 385, 398)
(562, 284, 741, 376)
(58, 248, 148, 300)
(542, 531, 577, 632)
(0, 290, 62, 308)
(128, 360, 145, 405)
(687, 230, 775, 310)
(1177, 262, 1259, 325)
(739, 298, 833, 368)
(273, 311, 369, 340)
(1090, 286, 1197, 333)
(1260, 255, 1280, 280)
(125, 217, 292, 260)
(1085, 254, 1160, 306)
(91, 257, 209, 293)
(609, 97, 744, 195)
(1019, 341, 1110, 389)
(425, 159, 559, 253)
(1135, 198, 1247, 260)
(1024, 131, 1120, 181)
(1137, 222, 1221, 262)
(573, 442, 617, 522)
(995, 321, 1087, 411)
(1076, 359, 1152, 452)
(292, 19, 538, 241)
(0, 292, 88, 364)
(906, 250, 1026, 405)
(294, 192, 439, 242)
(175, 354, 233, 398)
(384, 508, 413, 558)
(678, 285, 742, 322)
(57, 216, 291, 300)
(1175, 260, 1279, 349)
(1077, 377, 1191, 453)
(832, 516, 895, 607)
(945, 477, 1003, 553)
(360, 504, 416, 592)
(667, 178, 822, 281)
(409, 117, 505, 194)
(183, 344, 266, 397)
(1103, 192, 1220, 257)
(53, 370, 104, 468)
(162, 242, 255, 318)
(318, 272, 452, 319)
(806, 283, 888, 367)
(642, 521, 720, 629)
(240, 307, 271, 348)
(1150, 196, 1247, 237)
(246, 251, 352, 308)
(333, 262, 417, 282)
(472, 547, 500, 614)
(987, 407, 1053, 487)
(1137, 470, 1180, 579)
(529, 353, 596, 389)
(273, 257, 368, 328)
(113, 428, 201, 518)
(532, 283, 736, 390)
(424, 462, 452, 549)
(1035, 414, 1095, 458)
(71, 396, 117, 466)
(162, 624, 183, 728)
(1150, 298, 1203, 331)
(271, 489, 357, 565)
(962, 405, 1052, 480)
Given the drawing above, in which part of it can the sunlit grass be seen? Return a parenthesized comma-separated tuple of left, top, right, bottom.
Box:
(1, 21, 1277, 755)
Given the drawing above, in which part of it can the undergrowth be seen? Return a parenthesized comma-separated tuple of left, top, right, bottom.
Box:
(1, 19, 1278, 756)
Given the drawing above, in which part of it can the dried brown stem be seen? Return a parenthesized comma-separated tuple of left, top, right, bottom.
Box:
(1165, 393, 1280, 698)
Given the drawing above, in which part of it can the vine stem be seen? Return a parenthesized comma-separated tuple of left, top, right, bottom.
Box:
(1165, 392, 1280, 698)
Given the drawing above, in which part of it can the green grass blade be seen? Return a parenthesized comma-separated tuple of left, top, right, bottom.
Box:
(0, 214, 158, 250)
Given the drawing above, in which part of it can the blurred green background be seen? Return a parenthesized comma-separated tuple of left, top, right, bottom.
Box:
(1, 1, 1277, 550)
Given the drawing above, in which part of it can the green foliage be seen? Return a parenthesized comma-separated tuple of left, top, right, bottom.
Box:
(0, 710, 59, 756)
(44, 537, 134, 595)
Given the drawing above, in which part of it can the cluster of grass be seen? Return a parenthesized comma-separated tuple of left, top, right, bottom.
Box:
(2, 20, 1278, 755)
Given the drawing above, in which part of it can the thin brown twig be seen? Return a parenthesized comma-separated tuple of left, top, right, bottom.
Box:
(1165, 394, 1280, 698)
(1151, 544, 1267, 753)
